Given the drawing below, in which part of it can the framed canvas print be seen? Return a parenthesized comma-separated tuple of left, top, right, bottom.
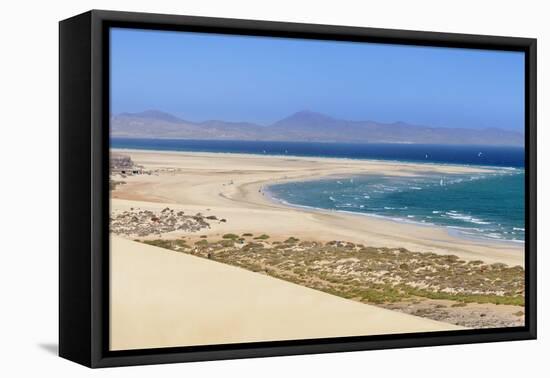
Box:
(59, 10, 537, 368)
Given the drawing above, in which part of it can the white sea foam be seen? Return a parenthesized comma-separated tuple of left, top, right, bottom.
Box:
(264, 169, 524, 245)
(444, 211, 492, 225)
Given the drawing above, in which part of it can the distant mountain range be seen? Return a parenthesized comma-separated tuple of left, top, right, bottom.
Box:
(111, 110, 524, 146)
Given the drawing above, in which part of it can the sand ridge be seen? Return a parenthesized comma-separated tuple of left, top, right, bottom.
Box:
(110, 237, 464, 350)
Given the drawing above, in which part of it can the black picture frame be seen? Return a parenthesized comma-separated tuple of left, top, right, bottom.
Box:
(59, 9, 537, 368)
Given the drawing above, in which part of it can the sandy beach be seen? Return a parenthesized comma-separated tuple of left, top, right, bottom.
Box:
(109, 149, 524, 350)
(112, 149, 524, 266)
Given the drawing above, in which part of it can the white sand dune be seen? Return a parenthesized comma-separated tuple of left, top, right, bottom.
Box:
(110, 237, 464, 351)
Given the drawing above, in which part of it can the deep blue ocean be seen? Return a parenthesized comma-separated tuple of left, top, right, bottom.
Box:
(112, 138, 524, 167)
(112, 138, 525, 242)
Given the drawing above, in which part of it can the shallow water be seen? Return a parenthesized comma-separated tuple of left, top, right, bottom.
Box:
(267, 170, 525, 242)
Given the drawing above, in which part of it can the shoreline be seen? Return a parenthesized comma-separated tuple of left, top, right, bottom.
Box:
(262, 186, 525, 247)
(110, 148, 525, 334)
(111, 149, 524, 267)
(112, 147, 524, 172)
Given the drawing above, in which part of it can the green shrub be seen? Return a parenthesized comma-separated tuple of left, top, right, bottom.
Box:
(219, 239, 235, 247)
(254, 234, 270, 240)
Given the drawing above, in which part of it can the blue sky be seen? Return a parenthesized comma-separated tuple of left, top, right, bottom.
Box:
(110, 28, 525, 131)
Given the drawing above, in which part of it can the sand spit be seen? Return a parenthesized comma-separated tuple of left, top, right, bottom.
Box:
(111, 150, 524, 267)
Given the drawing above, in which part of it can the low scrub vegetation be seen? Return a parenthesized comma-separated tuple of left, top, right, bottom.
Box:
(140, 236, 525, 310)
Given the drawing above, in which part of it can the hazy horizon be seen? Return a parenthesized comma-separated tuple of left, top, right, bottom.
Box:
(111, 28, 525, 132)
(113, 108, 525, 133)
